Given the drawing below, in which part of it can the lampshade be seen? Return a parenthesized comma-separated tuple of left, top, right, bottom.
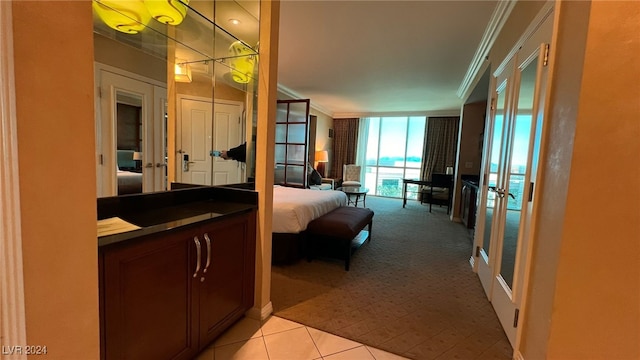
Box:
(133, 151, 143, 160)
(228, 41, 256, 84)
(93, 0, 151, 34)
(144, 0, 189, 25)
(315, 150, 328, 162)
(174, 62, 192, 83)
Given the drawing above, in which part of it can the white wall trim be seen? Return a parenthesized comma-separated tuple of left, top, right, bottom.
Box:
(456, 0, 517, 101)
(246, 302, 273, 321)
(334, 109, 461, 119)
(0, 2, 27, 357)
(493, 1, 555, 78)
(277, 84, 334, 118)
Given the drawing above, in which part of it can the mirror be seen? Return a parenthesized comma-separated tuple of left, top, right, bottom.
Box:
(93, 0, 260, 197)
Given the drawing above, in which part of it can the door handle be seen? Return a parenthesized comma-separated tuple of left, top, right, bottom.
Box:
(156, 163, 167, 168)
(192, 236, 201, 278)
(145, 163, 154, 168)
(203, 233, 212, 274)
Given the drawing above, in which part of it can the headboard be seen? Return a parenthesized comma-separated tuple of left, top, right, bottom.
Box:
(116, 150, 136, 169)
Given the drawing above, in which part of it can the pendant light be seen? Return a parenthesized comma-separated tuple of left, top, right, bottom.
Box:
(93, 0, 151, 34)
(144, 0, 189, 25)
(228, 41, 256, 84)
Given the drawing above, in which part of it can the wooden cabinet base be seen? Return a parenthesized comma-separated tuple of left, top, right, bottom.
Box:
(99, 211, 256, 360)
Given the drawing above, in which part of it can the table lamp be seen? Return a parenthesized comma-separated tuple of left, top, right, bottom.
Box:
(315, 150, 328, 177)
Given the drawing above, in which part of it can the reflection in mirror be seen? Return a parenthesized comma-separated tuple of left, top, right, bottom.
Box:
(93, 0, 260, 197)
(115, 91, 143, 195)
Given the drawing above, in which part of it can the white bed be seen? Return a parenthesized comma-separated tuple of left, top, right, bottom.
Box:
(117, 169, 143, 195)
(272, 185, 347, 233)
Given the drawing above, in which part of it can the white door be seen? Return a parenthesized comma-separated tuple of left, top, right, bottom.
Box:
(473, 13, 552, 347)
(96, 69, 166, 197)
(179, 98, 213, 185)
(178, 99, 243, 185)
(212, 102, 243, 185)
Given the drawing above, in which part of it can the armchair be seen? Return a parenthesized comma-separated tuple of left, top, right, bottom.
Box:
(341, 164, 362, 187)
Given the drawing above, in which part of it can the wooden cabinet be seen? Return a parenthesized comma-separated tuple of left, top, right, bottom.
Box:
(198, 214, 255, 345)
(99, 211, 256, 360)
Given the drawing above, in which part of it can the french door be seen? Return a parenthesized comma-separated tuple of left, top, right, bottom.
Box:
(474, 12, 552, 348)
(96, 66, 167, 197)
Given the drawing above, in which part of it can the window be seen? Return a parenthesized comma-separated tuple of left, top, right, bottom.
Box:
(361, 116, 426, 198)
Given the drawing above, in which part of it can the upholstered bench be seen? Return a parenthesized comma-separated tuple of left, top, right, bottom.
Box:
(305, 206, 374, 270)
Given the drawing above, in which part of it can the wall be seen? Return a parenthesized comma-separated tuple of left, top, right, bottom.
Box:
(452, 101, 485, 219)
(94, 33, 166, 83)
(526, 1, 640, 358)
(310, 110, 333, 175)
(12, 1, 100, 358)
(549, 1, 640, 356)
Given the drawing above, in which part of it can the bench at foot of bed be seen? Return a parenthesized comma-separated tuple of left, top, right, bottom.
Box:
(305, 206, 374, 271)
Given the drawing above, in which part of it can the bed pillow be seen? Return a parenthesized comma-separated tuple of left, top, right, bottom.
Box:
(309, 168, 323, 185)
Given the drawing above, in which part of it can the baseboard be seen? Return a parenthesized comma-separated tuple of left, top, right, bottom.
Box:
(246, 301, 273, 321)
(514, 350, 524, 360)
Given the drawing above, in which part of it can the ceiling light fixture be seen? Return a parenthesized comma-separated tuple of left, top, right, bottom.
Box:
(144, 0, 189, 25)
(92, 0, 151, 34)
(229, 18, 241, 25)
(93, 0, 189, 34)
(228, 41, 256, 84)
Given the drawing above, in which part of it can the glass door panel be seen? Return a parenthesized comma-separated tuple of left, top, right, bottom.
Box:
(499, 58, 537, 290)
(482, 85, 507, 257)
(275, 99, 309, 187)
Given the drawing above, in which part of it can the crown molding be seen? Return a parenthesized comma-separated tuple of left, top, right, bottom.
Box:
(277, 84, 335, 118)
(333, 109, 461, 119)
(456, 0, 517, 101)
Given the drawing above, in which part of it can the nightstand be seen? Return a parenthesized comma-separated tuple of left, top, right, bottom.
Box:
(321, 178, 335, 189)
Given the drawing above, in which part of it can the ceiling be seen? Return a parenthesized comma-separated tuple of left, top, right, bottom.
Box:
(277, 0, 498, 117)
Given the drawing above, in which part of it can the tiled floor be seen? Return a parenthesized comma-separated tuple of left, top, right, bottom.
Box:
(195, 315, 411, 360)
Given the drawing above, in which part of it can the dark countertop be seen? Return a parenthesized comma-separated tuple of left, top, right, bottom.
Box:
(98, 185, 257, 248)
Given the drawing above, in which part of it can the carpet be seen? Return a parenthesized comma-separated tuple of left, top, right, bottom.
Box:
(271, 196, 512, 360)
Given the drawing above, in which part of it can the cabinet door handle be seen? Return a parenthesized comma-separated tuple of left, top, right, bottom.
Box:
(193, 236, 201, 278)
(203, 233, 212, 274)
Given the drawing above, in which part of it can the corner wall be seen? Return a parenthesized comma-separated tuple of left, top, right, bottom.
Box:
(543, 1, 640, 357)
(13, 1, 99, 358)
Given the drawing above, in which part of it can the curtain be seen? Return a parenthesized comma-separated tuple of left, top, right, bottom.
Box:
(331, 118, 359, 180)
(421, 116, 460, 182)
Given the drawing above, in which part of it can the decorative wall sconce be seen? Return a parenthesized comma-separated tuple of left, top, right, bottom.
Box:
(93, 0, 189, 34)
(228, 41, 256, 84)
(174, 62, 192, 83)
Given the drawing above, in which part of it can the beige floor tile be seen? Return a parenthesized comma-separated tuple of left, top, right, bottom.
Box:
(261, 315, 305, 336)
(307, 326, 362, 356)
(214, 317, 263, 347)
(323, 346, 376, 360)
(214, 337, 269, 360)
(366, 346, 413, 360)
(263, 326, 321, 360)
